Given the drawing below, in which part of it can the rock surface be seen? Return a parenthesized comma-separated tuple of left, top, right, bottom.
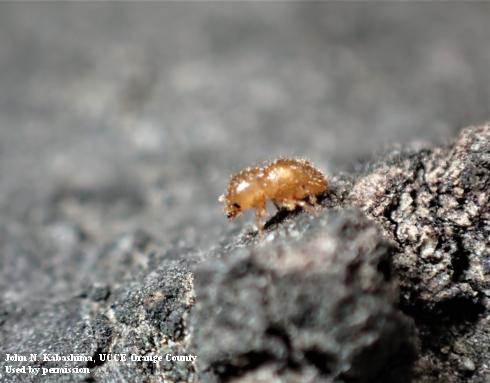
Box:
(192, 210, 416, 383)
(349, 124, 490, 382)
(1, 124, 488, 383)
(350, 124, 490, 310)
(0, 3, 489, 383)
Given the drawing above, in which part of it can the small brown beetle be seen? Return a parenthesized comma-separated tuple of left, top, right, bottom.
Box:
(219, 158, 328, 236)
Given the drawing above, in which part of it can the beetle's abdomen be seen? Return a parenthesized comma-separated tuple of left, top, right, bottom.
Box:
(264, 159, 327, 202)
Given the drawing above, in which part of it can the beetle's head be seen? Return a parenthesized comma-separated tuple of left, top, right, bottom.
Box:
(219, 194, 242, 220)
(219, 169, 261, 221)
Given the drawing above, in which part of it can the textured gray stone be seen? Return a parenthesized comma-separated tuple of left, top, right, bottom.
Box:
(349, 124, 490, 383)
(350, 124, 490, 310)
(0, 3, 489, 382)
(1, 125, 488, 382)
(191, 210, 416, 383)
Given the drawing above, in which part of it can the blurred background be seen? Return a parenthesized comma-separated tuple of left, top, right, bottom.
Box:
(0, 2, 488, 301)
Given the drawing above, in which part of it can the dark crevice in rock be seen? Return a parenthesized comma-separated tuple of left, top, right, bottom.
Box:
(451, 237, 470, 282)
(265, 325, 293, 353)
(265, 325, 302, 370)
(382, 195, 401, 240)
(433, 296, 485, 323)
(345, 259, 362, 285)
(87, 348, 106, 369)
(402, 295, 485, 326)
(377, 256, 392, 282)
(211, 352, 276, 381)
(304, 348, 336, 375)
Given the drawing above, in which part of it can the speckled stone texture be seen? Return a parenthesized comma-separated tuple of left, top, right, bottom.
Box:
(0, 251, 197, 383)
(0, 4, 489, 382)
(349, 124, 490, 382)
(89, 259, 196, 383)
(191, 210, 416, 383)
(190, 124, 490, 383)
(0, 124, 488, 383)
(350, 124, 489, 309)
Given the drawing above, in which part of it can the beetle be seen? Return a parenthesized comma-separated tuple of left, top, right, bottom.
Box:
(219, 158, 328, 236)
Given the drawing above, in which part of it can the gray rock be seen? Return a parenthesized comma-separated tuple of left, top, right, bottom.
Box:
(191, 210, 416, 382)
(89, 259, 196, 383)
(0, 3, 489, 382)
(349, 124, 490, 382)
(458, 357, 475, 373)
(349, 124, 490, 311)
(1, 124, 488, 383)
(0, 299, 97, 383)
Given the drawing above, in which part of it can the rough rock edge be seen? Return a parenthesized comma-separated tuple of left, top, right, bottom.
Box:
(347, 123, 490, 382)
(191, 210, 417, 383)
(1, 124, 488, 383)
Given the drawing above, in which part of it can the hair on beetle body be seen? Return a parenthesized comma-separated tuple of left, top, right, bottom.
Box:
(219, 157, 328, 238)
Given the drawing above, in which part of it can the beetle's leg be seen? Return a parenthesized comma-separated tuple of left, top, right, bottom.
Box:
(308, 195, 318, 206)
(296, 200, 316, 214)
(255, 199, 267, 239)
(281, 200, 297, 211)
(307, 195, 322, 214)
